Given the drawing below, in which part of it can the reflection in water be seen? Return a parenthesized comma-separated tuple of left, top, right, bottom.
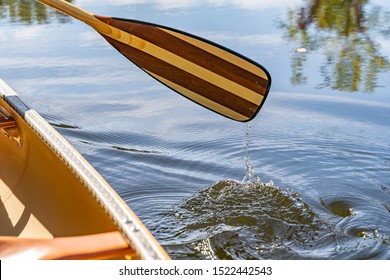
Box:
(0, 0, 73, 24)
(281, 0, 390, 92)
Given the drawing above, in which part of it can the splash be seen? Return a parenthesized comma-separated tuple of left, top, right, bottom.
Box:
(162, 123, 326, 259)
(157, 125, 390, 260)
(168, 179, 325, 259)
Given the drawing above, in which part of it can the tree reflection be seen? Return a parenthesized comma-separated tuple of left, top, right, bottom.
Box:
(0, 0, 73, 24)
(281, 0, 390, 93)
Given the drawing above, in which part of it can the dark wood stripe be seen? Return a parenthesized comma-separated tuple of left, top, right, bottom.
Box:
(145, 72, 250, 121)
(95, 15, 269, 96)
(102, 35, 260, 118)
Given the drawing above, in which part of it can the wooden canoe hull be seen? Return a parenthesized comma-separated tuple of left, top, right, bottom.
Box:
(0, 80, 169, 260)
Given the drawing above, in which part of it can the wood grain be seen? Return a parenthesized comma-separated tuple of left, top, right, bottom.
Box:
(102, 34, 260, 119)
(96, 16, 270, 120)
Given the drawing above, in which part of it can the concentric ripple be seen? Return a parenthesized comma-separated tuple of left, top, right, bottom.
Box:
(159, 179, 328, 260)
(153, 179, 390, 260)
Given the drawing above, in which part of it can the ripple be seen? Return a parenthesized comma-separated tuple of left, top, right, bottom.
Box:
(383, 203, 390, 213)
(150, 179, 390, 260)
(317, 193, 390, 259)
(49, 123, 81, 130)
(159, 180, 328, 259)
(320, 197, 356, 218)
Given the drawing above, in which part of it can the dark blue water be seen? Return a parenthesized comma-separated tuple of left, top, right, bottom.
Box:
(1, 0, 389, 259)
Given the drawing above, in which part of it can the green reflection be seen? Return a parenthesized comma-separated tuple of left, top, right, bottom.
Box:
(281, 0, 390, 93)
(0, 0, 73, 24)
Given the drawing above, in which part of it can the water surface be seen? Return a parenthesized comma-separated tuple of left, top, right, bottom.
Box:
(1, 0, 389, 259)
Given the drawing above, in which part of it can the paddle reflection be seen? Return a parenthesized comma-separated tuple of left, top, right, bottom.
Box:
(280, 0, 390, 93)
(0, 0, 73, 24)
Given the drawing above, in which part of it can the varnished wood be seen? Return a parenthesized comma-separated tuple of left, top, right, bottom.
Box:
(36, 0, 271, 121)
(96, 16, 269, 95)
(0, 231, 135, 260)
(0, 116, 16, 130)
(37, 0, 97, 24)
(101, 35, 260, 119)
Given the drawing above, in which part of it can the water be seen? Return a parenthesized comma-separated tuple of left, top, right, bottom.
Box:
(1, 0, 390, 259)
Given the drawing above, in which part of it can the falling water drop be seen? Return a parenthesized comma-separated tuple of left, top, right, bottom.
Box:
(242, 122, 260, 183)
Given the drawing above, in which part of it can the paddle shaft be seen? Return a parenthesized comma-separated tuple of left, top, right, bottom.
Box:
(37, 0, 127, 41)
(36, 1, 185, 69)
(37, 0, 96, 23)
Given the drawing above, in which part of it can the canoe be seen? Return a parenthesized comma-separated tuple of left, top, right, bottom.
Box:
(0, 79, 169, 260)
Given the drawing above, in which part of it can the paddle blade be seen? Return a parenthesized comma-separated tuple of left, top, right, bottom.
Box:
(95, 16, 271, 122)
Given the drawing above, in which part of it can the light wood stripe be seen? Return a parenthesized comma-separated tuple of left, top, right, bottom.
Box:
(94, 16, 264, 106)
(161, 28, 270, 81)
(145, 71, 251, 121)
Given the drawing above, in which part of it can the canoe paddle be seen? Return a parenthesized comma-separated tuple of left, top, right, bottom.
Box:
(37, 0, 271, 122)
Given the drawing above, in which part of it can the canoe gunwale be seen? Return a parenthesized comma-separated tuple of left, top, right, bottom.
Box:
(0, 79, 169, 260)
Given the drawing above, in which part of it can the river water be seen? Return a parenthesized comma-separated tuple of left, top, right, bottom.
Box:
(1, 0, 389, 259)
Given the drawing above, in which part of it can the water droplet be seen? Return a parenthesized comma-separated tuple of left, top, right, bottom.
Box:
(242, 122, 261, 183)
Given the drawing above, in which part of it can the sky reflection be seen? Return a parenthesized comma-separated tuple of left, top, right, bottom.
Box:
(81, 0, 303, 10)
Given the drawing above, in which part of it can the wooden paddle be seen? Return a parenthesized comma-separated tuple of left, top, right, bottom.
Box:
(37, 0, 271, 122)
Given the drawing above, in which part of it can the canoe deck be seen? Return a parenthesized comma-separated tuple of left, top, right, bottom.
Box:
(0, 80, 169, 260)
